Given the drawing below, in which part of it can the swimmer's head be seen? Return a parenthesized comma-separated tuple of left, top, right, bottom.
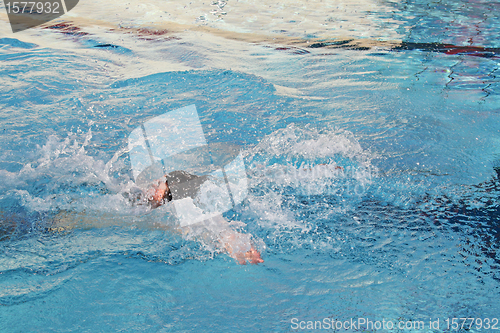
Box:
(146, 175, 172, 208)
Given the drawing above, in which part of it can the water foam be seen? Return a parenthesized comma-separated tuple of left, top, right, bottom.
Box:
(231, 124, 379, 252)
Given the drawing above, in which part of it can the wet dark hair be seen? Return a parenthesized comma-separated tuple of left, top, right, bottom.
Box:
(165, 183, 173, 202)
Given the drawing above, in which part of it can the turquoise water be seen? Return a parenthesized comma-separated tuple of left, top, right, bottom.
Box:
(1, 0, 500, 332)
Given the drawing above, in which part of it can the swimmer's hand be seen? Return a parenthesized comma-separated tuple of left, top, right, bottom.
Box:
(222, 231, 264, 265)
(244, 247, 264, 265)
(231, 246, 264, 265)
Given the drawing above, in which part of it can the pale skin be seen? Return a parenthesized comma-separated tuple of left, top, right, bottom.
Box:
(147, 176, 264, 265)
(219, 227, 264, 265)
(48, 177, 264, 265)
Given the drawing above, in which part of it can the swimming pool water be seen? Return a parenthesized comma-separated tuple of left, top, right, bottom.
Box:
(1, 0, 500, 332)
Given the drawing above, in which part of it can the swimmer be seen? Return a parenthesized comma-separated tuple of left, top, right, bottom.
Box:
(144, 175, 172, 208)
(143, 172, 264, 265)
(47, 170, 263, 265)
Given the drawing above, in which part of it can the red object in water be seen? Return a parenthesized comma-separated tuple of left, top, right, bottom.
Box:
(442, 44, 497, 58)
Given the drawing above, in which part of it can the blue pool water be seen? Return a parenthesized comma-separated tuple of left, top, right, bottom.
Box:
(1, 0, 500, 332)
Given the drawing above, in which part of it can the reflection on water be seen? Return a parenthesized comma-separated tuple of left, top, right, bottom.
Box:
(1, 0, 500, 331)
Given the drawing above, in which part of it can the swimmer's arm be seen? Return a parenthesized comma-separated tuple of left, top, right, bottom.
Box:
(194, 215, 264, 265)
(48, 209, 179, 233)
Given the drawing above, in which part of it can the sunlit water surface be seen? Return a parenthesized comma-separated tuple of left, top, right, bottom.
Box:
(1, 0, 500, 332)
